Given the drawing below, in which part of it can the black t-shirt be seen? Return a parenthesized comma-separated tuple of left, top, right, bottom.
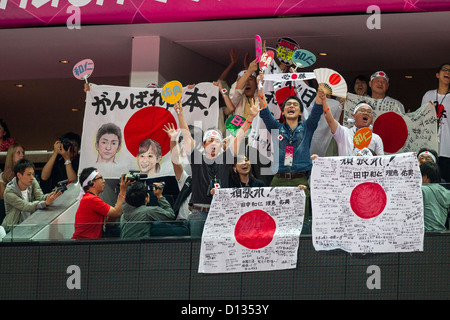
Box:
(40, 156, 79, 193)
(189, 148, 233, 206)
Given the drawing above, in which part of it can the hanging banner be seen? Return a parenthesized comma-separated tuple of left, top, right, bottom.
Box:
(311, 152, 424, 253)
(198, 187, 305, 273)
(80, 82, 219, 179)
(344, 93, 438, 154)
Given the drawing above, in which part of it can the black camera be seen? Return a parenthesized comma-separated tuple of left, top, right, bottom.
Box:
(151, 181, 166, 190)
(61, 138, 73, 152)
(125, 171, 148, 182)
(55, 179, 68, 193)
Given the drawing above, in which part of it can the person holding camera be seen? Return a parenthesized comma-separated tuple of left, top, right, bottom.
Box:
(120, 181, 175, 239)
(72, 167, 132, 240)
(40, 132, 81, 193)
(2, 159, 62, 232)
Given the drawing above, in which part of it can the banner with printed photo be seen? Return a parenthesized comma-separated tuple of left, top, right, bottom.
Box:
(80, 82, 219, 179)
(344, 93, 438, 154)
(198, 187, 305, 273)
(311, 152, 424, 253)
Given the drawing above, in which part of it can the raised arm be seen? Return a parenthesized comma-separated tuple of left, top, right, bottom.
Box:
(173, 100, 194, 154)
(163, 122, 184, 181)
(317, 86, 339, 134)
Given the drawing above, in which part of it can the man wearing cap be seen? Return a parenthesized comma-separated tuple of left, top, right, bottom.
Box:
(72, 167, 132, 240)
(321, 88, 384, 156)
(173, 98, 260, 236)
(369, 71, 406, 113)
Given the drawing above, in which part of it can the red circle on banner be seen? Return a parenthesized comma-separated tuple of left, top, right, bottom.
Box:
(291, 74, 298, 79)
(234, 210, 276, 249)
(329, 73, 341, 85)
(372, 112, 408, 153)
(350, 182, 387, 219)
(124, 107, 177, 157)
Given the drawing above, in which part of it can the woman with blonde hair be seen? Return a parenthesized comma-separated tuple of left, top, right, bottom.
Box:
(0, 143, 25, 199)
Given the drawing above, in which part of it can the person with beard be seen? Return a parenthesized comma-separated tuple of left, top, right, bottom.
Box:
(321, 88, 384, 156)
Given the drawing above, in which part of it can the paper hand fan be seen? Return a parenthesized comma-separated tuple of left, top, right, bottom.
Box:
(313, 68, 347, 98)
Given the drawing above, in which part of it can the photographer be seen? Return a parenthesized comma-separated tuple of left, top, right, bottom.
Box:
(40, 132, 81, 193)
(120, 181, 175, 239)
(72, 168, 132, 240)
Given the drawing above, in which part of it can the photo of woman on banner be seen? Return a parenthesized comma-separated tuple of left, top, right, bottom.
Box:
(137, 138, 162, 176)
(95, 123, 122, 164)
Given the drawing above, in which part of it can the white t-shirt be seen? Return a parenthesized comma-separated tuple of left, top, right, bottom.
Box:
(333, 125, 385, 156)
(372, 96, 406, 114)
(176, 170, 191, 220)
(421, 89, 450, 158)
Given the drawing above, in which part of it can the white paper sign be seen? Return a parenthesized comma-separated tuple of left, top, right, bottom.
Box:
(198, 187, 305, 273)
(311, 152, 424, 253)
(80, 82, 219, 178)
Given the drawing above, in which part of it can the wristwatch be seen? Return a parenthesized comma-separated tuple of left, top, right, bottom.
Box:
(64, 160, 72, 166)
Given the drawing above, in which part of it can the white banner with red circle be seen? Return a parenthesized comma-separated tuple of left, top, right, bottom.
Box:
(79, 82, 219, 179)
(311, 152, 424, 253)
(198, 187, 305, 273)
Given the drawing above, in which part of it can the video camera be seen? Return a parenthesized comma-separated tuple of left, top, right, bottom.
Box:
(54, 179, 69, 193)
(151, 181, 166, 190)
(124, 170, 148, 182)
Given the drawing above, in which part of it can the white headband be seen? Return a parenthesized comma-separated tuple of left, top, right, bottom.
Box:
(418, 151, 436, 163)
(353, 103, 373, 115)
(77, 170, 99, 200)
(203, 129, 222, 143)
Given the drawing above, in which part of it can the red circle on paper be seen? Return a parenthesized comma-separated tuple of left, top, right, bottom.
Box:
(329, 73, 341, 85)
(124, 107, 177, 157)
(372, 112, 408, 153)
(350, 182, 387, 219)
(234, 210, 276, 249)
(291, 74, 298, 80)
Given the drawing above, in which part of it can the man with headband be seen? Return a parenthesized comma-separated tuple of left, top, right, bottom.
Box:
(172, 98, 260, 236)
(72, 167, 132, 240)
(369, 71, 406, 113)
(321, 88, 384, 156)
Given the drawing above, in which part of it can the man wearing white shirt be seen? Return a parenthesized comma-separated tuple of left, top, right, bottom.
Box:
(369, 71, 406, 114)
(320, 88, 384, 156)
(421, 63, 450, 182)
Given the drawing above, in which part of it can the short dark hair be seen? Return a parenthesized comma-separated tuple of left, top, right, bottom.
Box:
(281, 96, 303, 113)
(417, 148, 438, 161)
(60, 131, 81, 147)
(437, 63, 450, 73)
(125, 182, 148, 207)
(14, 159, 35, 177)
(79, 167, 97, 191)
(420, 161, 441, 183)
(0, 119, 11, 139)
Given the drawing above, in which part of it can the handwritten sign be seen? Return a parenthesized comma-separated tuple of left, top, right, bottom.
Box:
(255, 34, 262, 63)
(225, 114, 250, 137)
(310, 152, 424, 253)
(258, 50, 274, 70)
(275, 37, 300, 64)
(292, 49, 316, 68)
(353, 127, 372, 149)
(160, 80, 183, 104)
(198, 187, 305, 273)
(73, 59, 94, 80)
